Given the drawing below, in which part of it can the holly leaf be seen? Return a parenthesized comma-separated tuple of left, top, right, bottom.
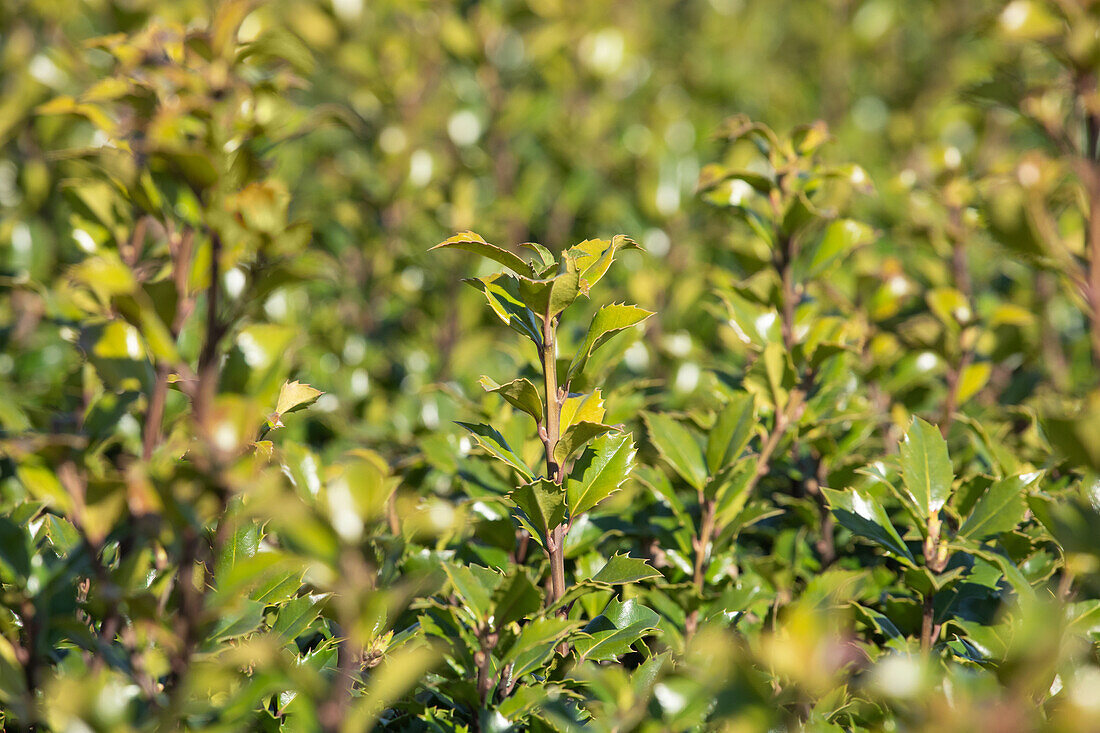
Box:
(823, 487, 915, 562)
(480, 376, 543, 424)
(899, 417, 953, 518)
(456, 422, 534, 481)
(569, 303, 653, 378)
(431, 231, 534, 276)
(566, 433, 636, 517)
(509, 480, 567, 549)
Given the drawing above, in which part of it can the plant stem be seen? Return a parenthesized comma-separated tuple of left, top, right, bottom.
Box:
(540, 316, 567, 608)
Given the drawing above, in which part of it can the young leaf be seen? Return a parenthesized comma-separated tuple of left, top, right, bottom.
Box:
(479, 376, 543, 424)
(643, 412, 708, 492)
(567, 234, 640, 294)
(272, 380, 323, 425)
(521, 241, 556, 269)
(591, 553, 662, 584)
(443, 562, 503, 625)
(958, 471, 1042, 540)
(554, 421, 617, 466)
(569, 303, 654, 378)
(508, 480, 567, 548)
(518, 253, 580, 321)
(822, 487, 915, 562)
(464, 273, 544, 347)
(899, 417, 953, 518)
(566, 433, 636, 517)
(430, 231, 534, 276)
(706, 392, 756, 474)
(455, 422, 534, 481)
(559, 390, 606, 433)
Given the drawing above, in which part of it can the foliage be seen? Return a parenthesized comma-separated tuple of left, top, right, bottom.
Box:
(4, 0, 1100, 731)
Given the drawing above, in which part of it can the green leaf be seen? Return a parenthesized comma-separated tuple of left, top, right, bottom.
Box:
(823, 487, 915, 562)
(574, 597, 660, 663)
(899, 417, 953, 518)
(431, 231, 534, 276)
(799, 218, 874, 279)
(456, 422, 534, 481)
(567, 234, 640, 294)
(464, 273, 544, 347)
(444, 563, 503, 624)
(509, 480, 567, 549)
(0, 518, 30, 581)
(566, 433, 636, 517)
(643, 412, 707, 491)
(518, 254, 580, 321)
(958, 471, 1041, 540)
(271, 593, 326, 644)
(215, 520, 260, 583)
(706, 392, 756, 475)
(569, 303, 654, 378)
(491, 569, 542, 627)
(521, 241, 556, 269)
(554, 421, 617, 466)
(479, 376, 543, 424)
(500, 617, 577, 678)
(591, 553, 661, 585)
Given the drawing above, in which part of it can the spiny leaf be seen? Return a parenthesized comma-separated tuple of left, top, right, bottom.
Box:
(567, 234, 640, 294)
(559, 390, 605, 433)
(500, 617, 578, 678)
(464, 273, 544, 347)
(455, 422, 533, 481)
(431, 231, 534, 276)
(566, 433, 636, 517)
(518, 253, 580, 321)
(591, 553, 661, 585)
(443, 562, 503, 624)
(479, 376, 543, 424)
(570, 303, 654, 378)
(643, 412, 707, 492)
(491, 569, 542, 627)
(899, 417, 954, 518)
(554, 421, 618, 466)
(273, 380, 323, 425)
(508, 480, 567, 549)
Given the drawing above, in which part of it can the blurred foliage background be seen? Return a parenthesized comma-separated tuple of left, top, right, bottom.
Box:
(5, 0, 1100, 730)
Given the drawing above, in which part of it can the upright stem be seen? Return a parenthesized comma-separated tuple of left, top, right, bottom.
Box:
(1081, 75, 1100, 378)
(540, 317, 567, 607)
(921, 513, 947, 654)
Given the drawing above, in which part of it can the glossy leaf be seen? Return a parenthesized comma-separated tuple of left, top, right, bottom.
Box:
(569, 303, 654, 378)
(431, 231, 534, 276)
(479, 376, 543, 424)
(823, 487, 915, 562)
(566, 433, 636, 517)
(899, 417, 953, 518)
(591, 553, 662, 585)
